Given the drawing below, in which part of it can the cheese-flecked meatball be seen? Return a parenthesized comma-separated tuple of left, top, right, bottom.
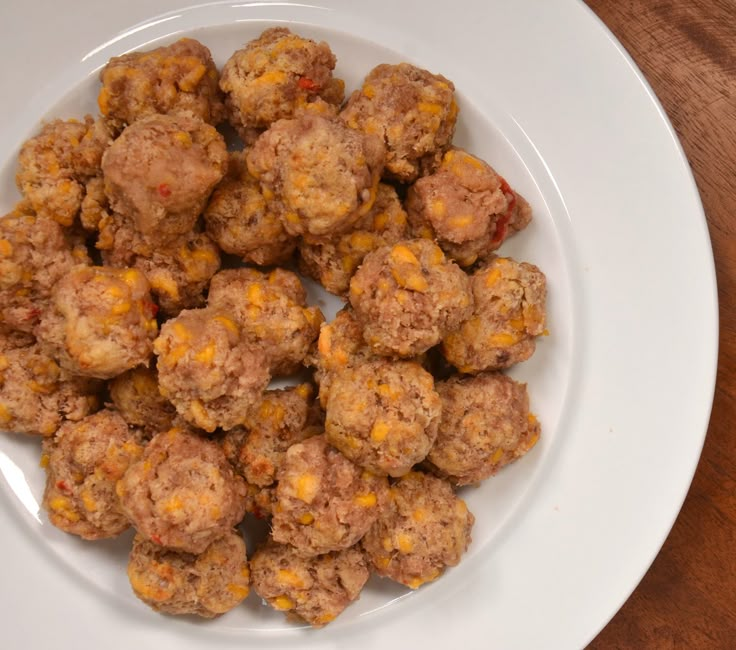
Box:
(117, 427, 248, 553)
(207, 268, 323, 376)
(272, 435, 389, 556)
(154, 308, 270, 432)
(426, 373, 541, 485)
(101, 113, 227, 244)
(108, 366, 177, 435)
(98, 38, 225, 131)
(341, 63, 457, 183)
(442, 257, 547, 372)
(41, 409, 145, 539)
(15, 116, 113, 227)
(220, 27, 345, 141)
(298, 183, 410, 296)
(361, 471, 474, 589)
(221, 383, 322, 487)
(250, 539, 369, 627)
(246, 112, 385, 237)
(325, 360, 441, 477)
(204, 152, 297, 266)
(127, 530, 250, 618)
(349, 239, 473, 357)
(36, 266, 158, 379)
(406, 148, 532, 267)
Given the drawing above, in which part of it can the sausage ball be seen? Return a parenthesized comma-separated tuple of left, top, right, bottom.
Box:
(325, 360, 441, 477)
(98, 37, 225, 131)
(15, 116, 113, 227)
(442, 256, 547, 372)
(341, 63, 457, 182)
(220, 27, 345, 141)
(154, 308, 270, 432)
(117, 427, 248, 553)
(41, 409, 145, 539)
(426, 373, 541, 485)
(348, 239, 473, 357)
(361, 471, 474, 589)
(108, 365, 177, 436)
(127, 530, 250, 618)
(36, 266, 158, 379)
(246, 112, 385, 237)
(207, 268, 324, 376)
(101, 113, 227, 244)
(204, 151, 297, 266)
(272, 435, 389, 555)
(406, 148, 532, 266)
(250, 539, 369, 627)
(298, 182, 410, 296)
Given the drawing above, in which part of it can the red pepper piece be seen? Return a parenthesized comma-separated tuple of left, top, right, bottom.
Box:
(151, 534, 163, 545)
(298, 77, 320, 91)
(157, 183, 172, 198)
(56, 480, 72, 494)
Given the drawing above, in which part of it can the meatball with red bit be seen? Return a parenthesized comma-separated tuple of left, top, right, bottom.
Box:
(117, 427, 248, 553)
(108, 365, 177, 436)
(442, 256, 547, 372)
(246, 112, 385, 237)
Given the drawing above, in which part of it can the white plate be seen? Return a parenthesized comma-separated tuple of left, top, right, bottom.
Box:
(0, 1, 717, 649)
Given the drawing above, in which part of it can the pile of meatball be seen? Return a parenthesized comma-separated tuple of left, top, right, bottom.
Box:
(0, 27, 547, 627)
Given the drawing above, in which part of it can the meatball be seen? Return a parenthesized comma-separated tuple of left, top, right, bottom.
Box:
(153, 308, 270, 432)
(442, 256, 547, 372)
(221, 383, 322, 487)
(127, 530, 250, 618)
(41, 409, 145, 539)
(272, 435, 389, 555)
(117, 427, 248, 553)
(246, 111, 385, 237)
(15, 116, 113, 227)
(108, 365, 177, 435)
(101, 113, 227, 244)
(204, 152, 297, 266)
(325, 360, 441, 477)
(36, 266, 158, 379)
(207, 268, 324, 376)
(341, 63, 457, 182)
(348, 239, 473, 357)
(298, 182, 410, 295)
(361, 471, 474, 589)
(426, 373, 541, 485)
(0, 211, 90, 332)
(250, 539, 369, 627)
(98, 37, 225, 131)
(406, 148, 532, 266)
(220, 27, 345, 141)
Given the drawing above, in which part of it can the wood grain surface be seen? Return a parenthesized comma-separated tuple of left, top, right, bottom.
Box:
(583, 1, 736, 648)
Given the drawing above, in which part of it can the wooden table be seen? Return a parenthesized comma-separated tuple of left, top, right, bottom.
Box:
(583, 1, 736, 647)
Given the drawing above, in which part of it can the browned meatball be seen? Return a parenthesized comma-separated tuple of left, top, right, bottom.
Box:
(406, 148, 532, 266)
(15, 116, 113, 227)
(361, 471, 474, 589)
(250, 539, 369, 627)
(298, 183, 410, 295)
(426, 373, 541, 485)
(117, 427, 248, 553)
(101, 113, 227, 244)
(348, 239, 473, 357)
(204, 152, 297, 266)
(207, 268, 324, 376)
(127, 530, 250, 618)
(272, 435, 389, 555)
(442, 256, 547, 372)
(341, 63, 457, 182)
(246, 112, 385, 237)
(220, 27, 345, 141)
(98, 38, 225, 131)
(0, 211, 90, 332)
(36, 266, 158, 379)
(153, 308, 270, 432)
(108, 365, 176, 435)
(41, 409, 145, 539)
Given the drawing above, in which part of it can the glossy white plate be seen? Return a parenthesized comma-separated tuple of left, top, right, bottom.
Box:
(0, 1, 717, 649)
